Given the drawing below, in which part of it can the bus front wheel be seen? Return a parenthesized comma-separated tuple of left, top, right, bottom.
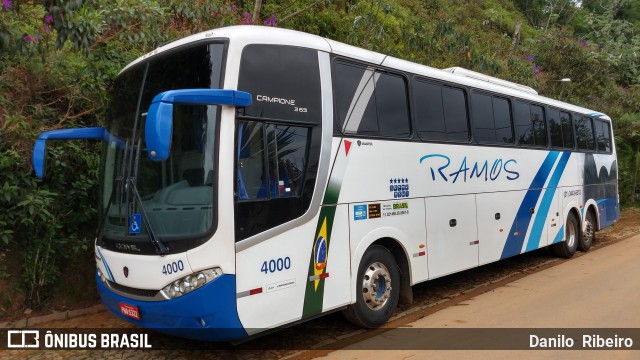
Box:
(343, 245, 400, 328)
(552, 212, 579, 258)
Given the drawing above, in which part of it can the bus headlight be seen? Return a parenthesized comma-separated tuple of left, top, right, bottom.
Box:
(161, 268, 222, 299)
(97, 268, 108, 285)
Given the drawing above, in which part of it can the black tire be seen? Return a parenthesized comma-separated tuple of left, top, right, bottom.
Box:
(552, 212, 579, 258)
(578, 210, 596, 252)
(343, 245, 400, 328)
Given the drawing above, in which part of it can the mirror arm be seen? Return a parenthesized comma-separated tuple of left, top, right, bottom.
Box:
(32, 127, 107, 178)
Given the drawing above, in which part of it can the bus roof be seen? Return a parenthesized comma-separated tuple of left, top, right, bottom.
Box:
(121, 25, 610, 121)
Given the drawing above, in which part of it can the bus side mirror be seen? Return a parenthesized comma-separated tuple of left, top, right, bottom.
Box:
(32, 127, 107, 179)
(145, 89, 252, 161)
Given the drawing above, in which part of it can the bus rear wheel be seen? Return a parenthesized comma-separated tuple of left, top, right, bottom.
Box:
(552, 212, 579, 258)
(578, 210, 596, 252)
(343, 245, 400, 328)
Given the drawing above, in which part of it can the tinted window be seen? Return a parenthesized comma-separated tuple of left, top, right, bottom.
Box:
(413, 79, 469, 142)
(334, 61, 410, 137)
(514, 101, 533, 145)
(413, 80, 445, 139)
(333, 63, 377, 133)
(471, 92, 512, 144)
(471, 93, 494, 142)
(594, 120, 612, 153)
(442, 87, 469, 141)
(560, 111, 574, 149)
(576, 116, 595, 151)
(531, 105, 547, 146)
(239, 45, 321, 123)
(548, 109, 563, 147)
(515, 101, 546, 147)
(376, 73, 410, 137)
(493, 97, 513, 143)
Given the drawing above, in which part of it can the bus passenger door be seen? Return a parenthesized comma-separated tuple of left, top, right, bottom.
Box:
(425, 194, 478, 279)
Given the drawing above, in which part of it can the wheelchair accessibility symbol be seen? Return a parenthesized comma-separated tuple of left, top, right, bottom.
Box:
(130, 214, 141, 234)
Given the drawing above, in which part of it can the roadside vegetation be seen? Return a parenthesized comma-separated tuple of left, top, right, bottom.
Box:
(0, 0, 639, 317)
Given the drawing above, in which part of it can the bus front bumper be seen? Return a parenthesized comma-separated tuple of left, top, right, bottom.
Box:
(96, 271, 247, 341)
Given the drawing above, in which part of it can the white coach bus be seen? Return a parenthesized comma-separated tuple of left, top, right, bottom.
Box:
(33, 26, 619, 341)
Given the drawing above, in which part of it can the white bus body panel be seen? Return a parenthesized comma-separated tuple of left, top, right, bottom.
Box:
(235, 215, 319, 332)
(425, 194, 478, 279)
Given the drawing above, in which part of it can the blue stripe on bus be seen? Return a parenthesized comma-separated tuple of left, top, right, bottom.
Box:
(551, 225, 565, 244)
(525, 152, 571, 251)
(500, 151, 560, 259)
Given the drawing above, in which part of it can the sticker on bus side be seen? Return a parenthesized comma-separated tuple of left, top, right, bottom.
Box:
(354, 205, 367, 220)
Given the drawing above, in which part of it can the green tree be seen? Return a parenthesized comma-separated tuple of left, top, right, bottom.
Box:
(617, 113, 640, 203)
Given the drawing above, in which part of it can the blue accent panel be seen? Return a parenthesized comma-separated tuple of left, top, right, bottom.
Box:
(501, 151, 560, 259)
(525, 152, 571, 251)
(96, 248, 114, 282)
(551, 226, 565, 244)
(97, 272, 247, 341)
(145, 89, 252, 162)
(32, 127, 106, 178)
(597, 197, 619, 229)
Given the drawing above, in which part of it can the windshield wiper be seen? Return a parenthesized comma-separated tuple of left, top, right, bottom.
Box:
(127, 134, 168, 255)
(128, 177, 169, 255)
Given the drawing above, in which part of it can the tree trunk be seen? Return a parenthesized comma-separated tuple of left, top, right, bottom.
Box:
(507, 21, 522, 63)
(252, 0, 263, 23)
(631, 143, 639, 203)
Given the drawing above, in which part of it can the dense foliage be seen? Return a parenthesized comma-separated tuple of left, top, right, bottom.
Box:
(0, 0, 639, 313)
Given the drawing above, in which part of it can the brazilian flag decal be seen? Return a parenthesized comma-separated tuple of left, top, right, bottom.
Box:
(301, 140, 350, 318)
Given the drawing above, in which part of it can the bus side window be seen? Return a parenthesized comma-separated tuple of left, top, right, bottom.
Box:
(560, 111, 574, 149)
(413, 79, 469, 142)
(594, 120, 612, 153)
(548, 108, 563, 148)
(576, 116, 595, 151)
(515, 101, 546, 147)
(471, 92, 513, 144)
(333, 61, 410, 138)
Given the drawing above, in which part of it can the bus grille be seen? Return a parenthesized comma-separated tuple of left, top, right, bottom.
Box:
(108, 281, 159, 298)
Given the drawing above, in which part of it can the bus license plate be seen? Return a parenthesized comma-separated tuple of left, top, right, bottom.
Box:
(119, 302, 141, 320)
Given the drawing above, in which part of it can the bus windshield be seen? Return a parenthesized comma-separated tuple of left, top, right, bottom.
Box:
(100, 43, 225, 245)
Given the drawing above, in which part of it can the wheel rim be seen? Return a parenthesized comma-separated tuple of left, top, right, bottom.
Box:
(584, 217, 595, 245)
(361, 261, 392, 311)
(567, 220, 576, 247)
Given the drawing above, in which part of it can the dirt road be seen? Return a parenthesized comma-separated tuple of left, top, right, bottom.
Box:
(316, 233, 640, 360)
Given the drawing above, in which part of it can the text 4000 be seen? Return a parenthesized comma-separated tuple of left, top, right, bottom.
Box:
(162, 260, 185, 275)
(261, 257, 291, 274)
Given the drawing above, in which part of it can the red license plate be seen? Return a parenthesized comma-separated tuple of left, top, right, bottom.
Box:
(119, 302, 141, 320)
